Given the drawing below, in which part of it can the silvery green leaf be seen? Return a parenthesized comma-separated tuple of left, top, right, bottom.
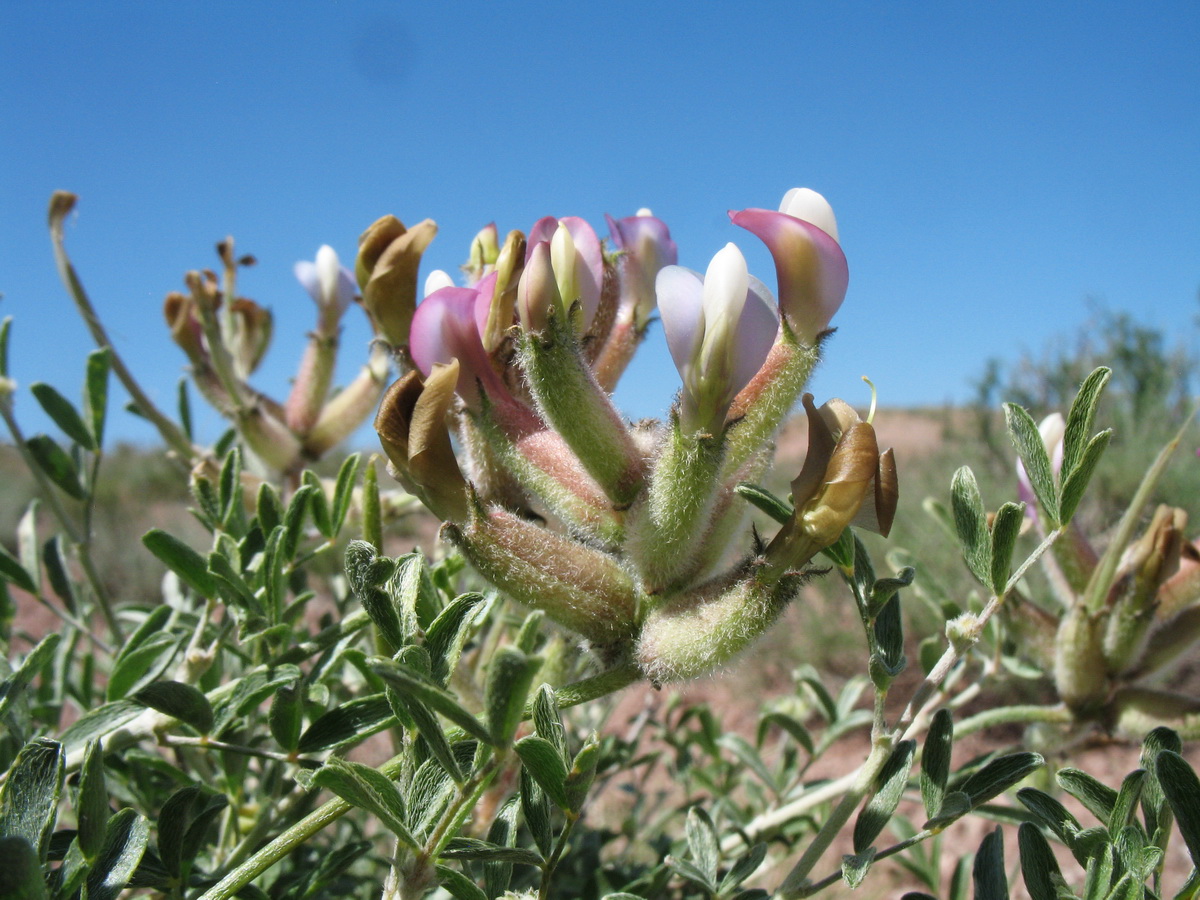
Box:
(532, 683, 567, 762)
(483, 796, 520, 900)
(106, 631, 181, 701)
(440, 838, 543, 867)
(0, 633, 60, 721)
(407, 757, 456, 840)
(950, 466, 991, 586)
(841, 848, 876, 890)
(1016, 787, 1081, 849)
(685, 806, 719, 885)
(268, 677, 304, 752)
(436, 864, 488, 900)
(83, 349, 111, 448)
(30, 382, 94, 450)
(329, 453, 361, 537)
(303, 470, 332, 539)
(920, 709, 953, 819)
(972, 826, 1008, 900)
(142, 529, 218, 598)
(85, 808, 149, 900)
(132, 681, 213, 734)
(1005, 403, 1060, 528)
(0, 541, 37, 596)
(735, 481, 793, 524)
(1059, 430, 1111, 525)
(1156, 750, 1200, 866)
(515, 609, 545, 653)
(853, 740, 915, 853)
(372, 658, 493, 747)
(756, 712, 814, 757)
(26, 434, 86, 500)
(255, 482, 284, 535)
(515, 735, 570, 811)
(59, 701, 142, 755)
(721, 842, 767, 893)
(1017, 821, 1066, 900)
(667, 855, 716, 892)
(989, 501, 1025, 594)
(1057, 767, 1118, 824)
(1141, 727, 1180, 847)
(0, 739, 64, 862)
(76, 739, 109, 861)
(1109, 769, 1146, 832)
(281, 483, 315, 560)
(311, 757, 417, 848)
(1081, 843, 1114, 900)
(485, 647, 541, 749)
(392, 552, 442, 636)
(1060, 367, 1111, 485)
(521, 766, 552, 857)
(210, 666, 300, 738)
(297, 693, 394, 754)
(871, 594, 905, 681)
(425, 592, 486, 687)
(0, 836, 49, 900)
(962, 752, 1043, 807)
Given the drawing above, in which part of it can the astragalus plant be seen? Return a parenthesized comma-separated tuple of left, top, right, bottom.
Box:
(2, 186, 1200, 900)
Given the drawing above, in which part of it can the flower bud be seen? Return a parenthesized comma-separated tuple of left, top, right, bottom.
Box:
(463, 222, 499, 285)
(481, 230, 526, 352)
(605, 209, 678, 330)
(227, 298, 273, 378)
(375, 362, 470, 523)
(516, 242, 561, 334)
(357, 214, 438, 347)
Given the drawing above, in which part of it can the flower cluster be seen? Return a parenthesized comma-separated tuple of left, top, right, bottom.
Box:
(371, 190, 896, 681)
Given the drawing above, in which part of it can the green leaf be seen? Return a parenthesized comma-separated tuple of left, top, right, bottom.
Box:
(485, 647, 541, 749)
(990, 502, 1024, 594)
(1004, 403, 1060, 527)
(297, 694, 395, 754)
(0, 542, 37, 595)
(1059, 430, 1112, 525)
(0, 318, 11, 378)
(311, 757, 417, 848)
(854, 740, 916, 853)
(255, 482, 284, 535)
(346, 542, 404, 654)
(372, 658, 494, 746)
(281, 483, 314, 561)
(25, 434, 86, 500)
(515, 735, 571, 811)
(425, 592, 485, 687)
(1109, 769, 1146, 832)
(84, 349, 111, 448)
(157, 784, 227, 879)
(950, 467, 991, 585)
(77, 739, 109, 861)
(440, 837, 543, 867)
(218, 446, 244, 529)
(925, 791, 972, 830)
(1016, 788, 1081, 849)
(757, 712, 815, 757)
(1018, 821, 1065, 900)
(106, 631, 181, 701)
(0, 836, 49, 900)
(1141, 727, 1180, 846)
(268, 677, 304, 752)
(962, 752, 1043, 807)
(921, 709, 954, 819)
(721, 843, 768, 893)
(142, 529, 218, 598)
(303, 470, 332, 539)
(0, 738, 64, 862)
(841, 848, 876, 890)
(85, 808, 149, 900)
(871, 593, 906, 681)
(1057, 767, 1118, 824)
(393, 551, 442, 635)
(531, 683, 567, 761)
(718, 733, 778, 795)
(436, 865, 489, 900)
(564, 733, 601, 814)
(0, 633, 61, 721)
(735, 482, 793, 524)
(520, 763, 553, 857)
(40, 535, 75, 610)
(482, 795, 520, 899)
(686, 806, 720, 885)
(668, 855, 717, 892)
(330, 453, 361, 537)
(209, 665, 300, 738)
(1156, 750, 1200, 866)
(30, 383, 95, 451)
(133, 681, 214, 734)
(176, 378, 193, 441)
(59, 701, 142, 755)
(973, 826, 1008, 900)
(1060, 367, 1111, 485)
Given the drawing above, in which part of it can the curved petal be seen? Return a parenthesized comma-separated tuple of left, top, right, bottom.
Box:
(424, 269, 455, 297)
(728, 275, 780, 398)
(557, 216, 603, 326)
(779, 187, 839, 242)
(294, 260, 321, 305)
(655, 265, 705, 380)
(410, 286, 500, 405)
(527, 216, 560, 253)
(730, 208, 849, 343)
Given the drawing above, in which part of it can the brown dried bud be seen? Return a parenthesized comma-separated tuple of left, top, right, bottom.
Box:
(375, 362, 469, 523)
(357, 214, 438, 347)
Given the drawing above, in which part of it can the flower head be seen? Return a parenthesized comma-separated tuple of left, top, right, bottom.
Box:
(295, 245, 356, 318)
(605, 209, 678, 329)
(525, 216, 604, 331)
(656, 243, 779, 433)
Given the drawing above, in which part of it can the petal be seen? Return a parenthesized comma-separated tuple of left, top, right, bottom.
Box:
(424, 269, 455, 297)
(557, 216, 604, 325)
(730, 208, 849, 343)
(294, 260, 321, 305)
(655, 265, 705, 380)
(779, 187, 839, 242)
(410, 286, 499, 405)
(527, 216, 560, 253)
(728, 275, 780, 398)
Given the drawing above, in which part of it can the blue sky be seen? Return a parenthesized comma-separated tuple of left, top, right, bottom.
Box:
(2, 1, 1198, 447)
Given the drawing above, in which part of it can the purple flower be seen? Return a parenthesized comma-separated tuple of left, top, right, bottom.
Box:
(526, 215, 604, 330)
(294, 245, 356, 317)
(409, 272, 507, 407)
(605, 210, 678, 328)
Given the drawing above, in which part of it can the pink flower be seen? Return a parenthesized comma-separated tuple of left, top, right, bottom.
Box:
(605, 210, 678, 327)
(729, 188, 848, 344)
(409, 272, 507, 407)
